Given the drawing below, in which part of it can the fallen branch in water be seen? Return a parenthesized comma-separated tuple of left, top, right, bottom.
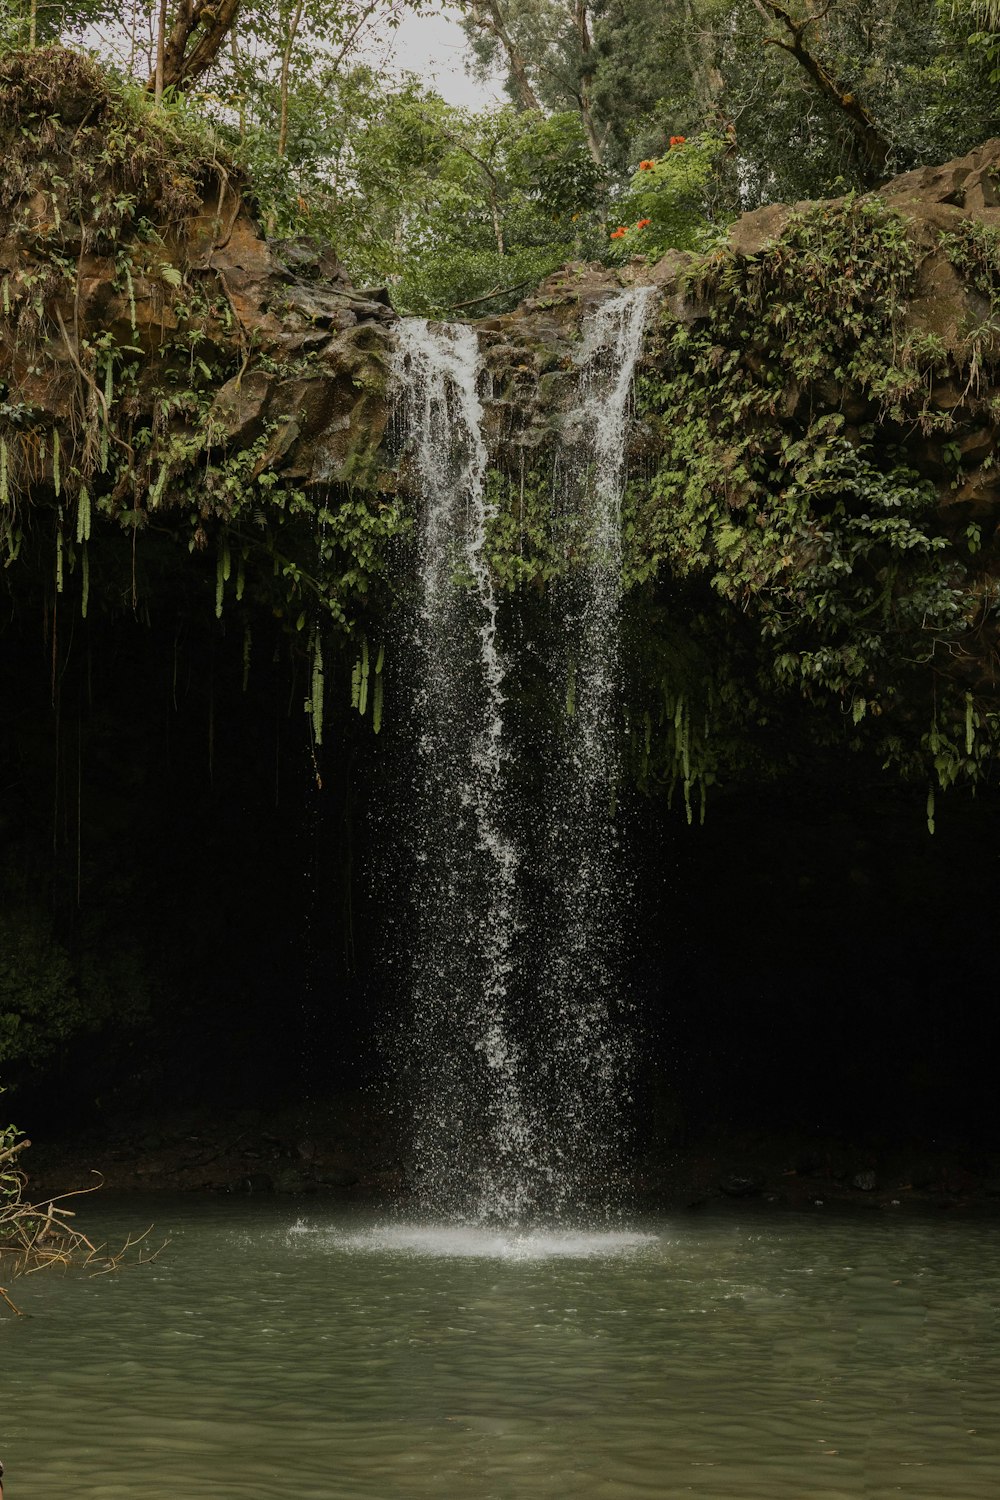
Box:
(0, 1284, 21, 1316)
(1, 1142, 169, 1294)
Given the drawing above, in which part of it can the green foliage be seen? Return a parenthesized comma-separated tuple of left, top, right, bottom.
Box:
(0, 908, 82, 1069)
(484, 463, 564, 588)
(513, 111, 604, 215)
(328, 94, 600, 314)
(606, 134, 729, 259)
(624, 195, 1000, 794)
(0, 0, 117, 51)
(940, 218, 1000, 300)
(595, 0, 999, 202)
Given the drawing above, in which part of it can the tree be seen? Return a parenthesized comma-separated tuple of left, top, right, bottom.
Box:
(458, 0, 609, 169)
(335, 89, 604, 311)
(0, 0, 117, 49)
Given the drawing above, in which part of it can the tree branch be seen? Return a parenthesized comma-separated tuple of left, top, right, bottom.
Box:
(750, 0, 891, 180)
(438, 278, 533, 312)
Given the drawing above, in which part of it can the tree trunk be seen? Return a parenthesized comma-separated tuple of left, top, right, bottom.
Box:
(573, 0, 605, 168)
(277, 0, 307, 161)
(154, 0, 168, 103)
(231, 24, 245, 142)
(466, 0, 542, 111)
(148, 0, 244, 95)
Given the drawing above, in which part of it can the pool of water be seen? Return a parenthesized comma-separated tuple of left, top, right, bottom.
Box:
(3, 1197, 1000, 1498)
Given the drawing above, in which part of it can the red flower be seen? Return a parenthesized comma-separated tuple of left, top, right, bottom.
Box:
(609, 227, 628, 239)
(669, 135, 686, 147)
(636, 218, 651, 229)
(638, 159, 656, 170)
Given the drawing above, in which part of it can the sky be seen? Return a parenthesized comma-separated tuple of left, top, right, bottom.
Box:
(379, 5, 505, 110)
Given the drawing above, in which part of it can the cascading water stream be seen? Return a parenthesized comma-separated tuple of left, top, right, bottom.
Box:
(391, 289, 655, 1224)
(392, 319, 534, 1223)
(535, 286, 657, 1214)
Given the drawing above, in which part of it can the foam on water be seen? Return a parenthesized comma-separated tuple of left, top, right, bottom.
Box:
(293, 1220, 659, 1262)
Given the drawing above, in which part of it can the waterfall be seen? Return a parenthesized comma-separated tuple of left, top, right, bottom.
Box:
(391, 289, 654, 1224)
(567, 286, 658, 782)
(537, 286, 657, 1214)
(392, 320, 534, 1223)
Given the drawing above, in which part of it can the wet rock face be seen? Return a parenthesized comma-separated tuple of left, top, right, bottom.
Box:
(0, 48, 398, 506)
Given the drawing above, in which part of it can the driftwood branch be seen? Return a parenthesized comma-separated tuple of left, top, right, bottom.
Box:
(0, 1138, 31, 1169)
(0, 1284, 22, 1316)
(438, 279, 533, 313)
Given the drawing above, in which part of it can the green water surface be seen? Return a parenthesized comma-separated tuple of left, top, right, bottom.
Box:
(2, 1199, 999, 1498)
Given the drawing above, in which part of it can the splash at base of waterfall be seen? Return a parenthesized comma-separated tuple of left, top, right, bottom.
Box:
(297, 1219, 659, 1262)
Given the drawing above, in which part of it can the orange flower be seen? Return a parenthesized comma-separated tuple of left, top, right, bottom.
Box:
(638, 159, 656, 170)
(669, 135, 686, 147)
(609, 227, 628, 239)
(636, 218, 651, 229)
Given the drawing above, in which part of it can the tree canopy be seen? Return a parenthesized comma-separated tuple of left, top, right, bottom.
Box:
(1, 0, 997, 310)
